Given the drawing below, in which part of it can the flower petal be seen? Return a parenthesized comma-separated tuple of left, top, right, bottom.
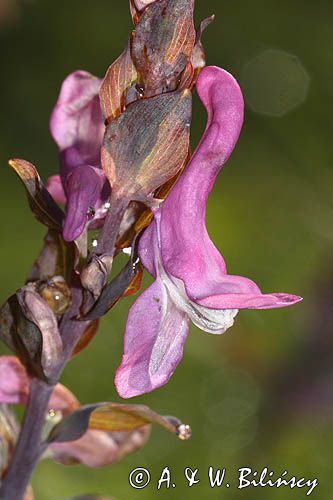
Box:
(161, 272, 239, 334)
(50, 429, 119, 467)
(0, 356, 29, 405)
(140, 66, 243, 293)
(158, 66, 244, 297)
(50, 70, 104, 171)
(141, 221, 239, 333)
(46, 175, 66, 205)
(62, 165, 104, 241)
(115, 277, 189, 398)
(194, 273, 302, 309)
(51, 426, 150, 467)
(138, 212, 158, 276)
(0, 356, 78, 412)
(141, 66, 302, 311)
(49, 384, 80, 415)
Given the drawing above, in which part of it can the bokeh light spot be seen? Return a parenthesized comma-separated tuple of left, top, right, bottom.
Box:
(241, 49, 310, 116)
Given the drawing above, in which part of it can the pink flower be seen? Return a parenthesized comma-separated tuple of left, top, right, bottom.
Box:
(47, 71, 110, 241)
(115, 66, 302, 398)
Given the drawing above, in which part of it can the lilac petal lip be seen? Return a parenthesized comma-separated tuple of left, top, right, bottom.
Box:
(196, 291, 303, 310)
(115, 277, 189, 399)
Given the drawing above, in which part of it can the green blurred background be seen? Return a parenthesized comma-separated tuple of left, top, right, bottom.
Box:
(0, 0, 332, 498)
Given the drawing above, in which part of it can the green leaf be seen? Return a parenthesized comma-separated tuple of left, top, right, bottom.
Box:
(89, 403, 190, 437)
(100, 41, 138, 122)
(47, 402, 191, 443)
(103, 89, 192, 200)
(47, 404, 104, 443)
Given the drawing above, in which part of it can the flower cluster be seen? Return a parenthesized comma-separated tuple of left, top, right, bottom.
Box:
(0, 0, 301, 498)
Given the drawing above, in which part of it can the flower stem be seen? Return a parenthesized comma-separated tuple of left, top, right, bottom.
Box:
(0, 378, 53, 500)
(95, 192, 129, 257)
(78, 193, 130, 305)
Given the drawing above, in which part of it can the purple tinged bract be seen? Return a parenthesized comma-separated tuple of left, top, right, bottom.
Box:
(48, 71, 110, 241)
(115, 65, 302, 398)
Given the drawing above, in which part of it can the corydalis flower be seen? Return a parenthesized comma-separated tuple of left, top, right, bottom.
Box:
(115, 65, 302, 398)
(47, 71, 110, 241)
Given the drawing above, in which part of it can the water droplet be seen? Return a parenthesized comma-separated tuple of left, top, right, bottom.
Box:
(104, 202, 111, 210)
(38, 276, 71, 315)
(177, 424, 192, 440)
(87, 206, 95, 220)
(135, 83, 145, 97)
(92, 239, 98, 248)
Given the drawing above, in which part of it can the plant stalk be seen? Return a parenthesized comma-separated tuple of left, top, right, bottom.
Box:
(95, 192, 129, 256)
(0, 378, 53, 500)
